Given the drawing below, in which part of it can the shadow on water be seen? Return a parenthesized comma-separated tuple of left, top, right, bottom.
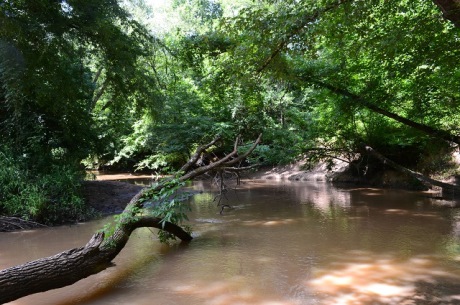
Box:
(50, 242, 193, 305)
(5, 180, 460, 304)
(306, 250, 460, 304)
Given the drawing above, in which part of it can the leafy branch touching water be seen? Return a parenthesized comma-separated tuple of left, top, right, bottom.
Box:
(0, 134, 262, 304)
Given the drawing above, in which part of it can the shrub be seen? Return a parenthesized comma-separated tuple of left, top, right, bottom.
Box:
(0, 146, 94, 225)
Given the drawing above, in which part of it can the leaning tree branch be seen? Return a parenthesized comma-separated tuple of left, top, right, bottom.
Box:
(179, 135, 222, 174)
(362, 144, 460, 193)
(0, 232, 106, 304)
(296, 74, 460, 146)
(0, 216, 191, 304)
(433, 0, 460, 27)
(179, 134, 262, 181)
(0, 134, 262, 303)
(223, 134, 263, 167)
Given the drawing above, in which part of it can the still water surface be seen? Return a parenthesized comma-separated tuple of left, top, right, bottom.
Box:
(3, 180, 460, 304)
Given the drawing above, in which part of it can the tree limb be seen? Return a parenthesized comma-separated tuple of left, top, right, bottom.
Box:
(92, 79, 108, 107)
(296, 74, 460, 146)
(179, 135, 222, 174)
(0, 233, 107, 304)
(221, 164, 260, 172)
(223, 133, 262, 166)
(433, 0, 460, 27)
(0, 134, 261, 303)
(362, 144, 460, 193)
(0, 214, 192, 304)
(0, 216, 48, 232)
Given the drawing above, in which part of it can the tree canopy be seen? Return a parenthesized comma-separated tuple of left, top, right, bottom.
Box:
(1, 2, 460, 302)
(1, 0, 459, 223)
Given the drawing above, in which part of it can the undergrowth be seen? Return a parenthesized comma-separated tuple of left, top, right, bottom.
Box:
(0, 146, 94, 225)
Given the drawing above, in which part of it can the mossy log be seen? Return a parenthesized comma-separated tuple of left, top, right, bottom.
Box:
(0, 134, 261, 303)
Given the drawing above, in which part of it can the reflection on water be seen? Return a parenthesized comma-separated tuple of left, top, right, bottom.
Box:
(3, 180, 460, 304)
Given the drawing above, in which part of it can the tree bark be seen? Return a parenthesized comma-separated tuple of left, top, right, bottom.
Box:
(433, 0, 460, 27)
(0, 233, 107, 303)
(0, 135, 261, 304)
(0, 217, 191, 304)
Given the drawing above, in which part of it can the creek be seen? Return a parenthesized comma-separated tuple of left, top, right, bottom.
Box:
(3, 180, 460, 304)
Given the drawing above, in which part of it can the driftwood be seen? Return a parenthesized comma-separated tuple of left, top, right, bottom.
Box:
(363, 144, 460, 194)
(0, 134, 262, 304)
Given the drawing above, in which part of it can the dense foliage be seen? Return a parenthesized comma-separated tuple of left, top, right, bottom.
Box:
(1, 0, 459, 223)
(0, 0, 156, 222)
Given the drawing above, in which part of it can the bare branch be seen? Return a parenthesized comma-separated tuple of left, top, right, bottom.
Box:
(92, 67, 104, 84)
(179, 135, 222, 173)
(223, 133, 262, 166)
(93, 80, 108, 104)
(221, 164, 260, 172)
(179, 134, 260, 181)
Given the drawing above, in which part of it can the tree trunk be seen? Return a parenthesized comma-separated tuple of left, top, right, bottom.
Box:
(0, 217, 191, 304)
(0, 135, 262, 304)
(433, 0, 460, 27)
(296, 75, 460, 146)
(362, 144, 460, 194)
(0, 233, 108, 303)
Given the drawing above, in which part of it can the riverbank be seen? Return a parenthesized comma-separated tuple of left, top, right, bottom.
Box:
(1, 158, 457, 233)
(83, 158, 455, 217)
(81, 180, 144, 215)
(0, 181, 144, 232)
(242, 159, 349, 182)
(245, 156, 460, 194)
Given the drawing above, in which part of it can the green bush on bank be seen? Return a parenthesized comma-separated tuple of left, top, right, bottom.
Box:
(0, 146, 93, 225)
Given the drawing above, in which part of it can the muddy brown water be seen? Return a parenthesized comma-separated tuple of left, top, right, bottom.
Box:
(3, 180, 460, 304)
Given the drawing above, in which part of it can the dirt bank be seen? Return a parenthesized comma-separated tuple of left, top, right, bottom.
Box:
(81, 180, 144, 215)
(2, 158, 456, 232)
(242, 160, 349, 182)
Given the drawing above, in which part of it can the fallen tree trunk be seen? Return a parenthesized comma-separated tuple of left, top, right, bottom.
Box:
(0, 217, 190, 303)
(362, 144, 460, 194)
(0, 134, 262, 304)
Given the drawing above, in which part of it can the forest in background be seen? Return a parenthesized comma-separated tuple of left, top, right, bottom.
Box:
(1, 0, 460, 225)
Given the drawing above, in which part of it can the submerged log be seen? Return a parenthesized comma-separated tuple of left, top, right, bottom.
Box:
(0, 134, 261, 304)
(0, 216, 47, 232)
